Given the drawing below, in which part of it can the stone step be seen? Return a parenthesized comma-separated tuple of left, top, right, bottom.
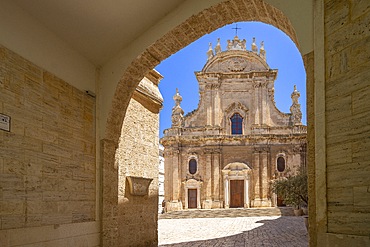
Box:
(159, 207, 295, 219)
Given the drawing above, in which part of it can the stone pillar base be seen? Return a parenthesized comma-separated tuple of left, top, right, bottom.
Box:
(212, 200, 223, 209)
(166, 201, 183, 212)
(202, 200, 213, 209)
(251, 198, 272, 207)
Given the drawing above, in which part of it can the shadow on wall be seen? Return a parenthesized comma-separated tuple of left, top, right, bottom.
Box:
(117, 178, 159, 245)
(159, 216, 308, 247)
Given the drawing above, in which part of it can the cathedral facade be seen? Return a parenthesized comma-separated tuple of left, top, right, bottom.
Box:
(161, 36, 307, 211)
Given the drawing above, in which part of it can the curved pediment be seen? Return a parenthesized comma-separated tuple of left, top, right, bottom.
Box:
(203, 51, 269, 73)
(223, 162, 251, 171)
(183, 178, 202, 186)
(225, 102, 249, 115)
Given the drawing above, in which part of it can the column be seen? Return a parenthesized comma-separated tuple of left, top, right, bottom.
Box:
(260, 81, 270, 125)
(254, 85, 260, 125)
(172, 150, 179, 202)
(184, 187, 188, 209)
(256, 147, 271, 207)
(261, 150, 268, 202)
(224, 176, 229, 208)
(212, 150, 220, 200)
(204, 151, 212, 200)
(244, 174, 249, 208)
(164, 150, 172, 202)
(253, 150, 260, 205)
(214, 85, 221, 126)
(205, 89, 212, 125)
(197, 187, 201, 209)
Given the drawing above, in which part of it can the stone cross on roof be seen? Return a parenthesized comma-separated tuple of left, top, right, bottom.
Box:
(232, 24, 241, 36)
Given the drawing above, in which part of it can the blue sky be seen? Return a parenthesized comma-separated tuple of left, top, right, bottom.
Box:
(156, 22, 306, 138)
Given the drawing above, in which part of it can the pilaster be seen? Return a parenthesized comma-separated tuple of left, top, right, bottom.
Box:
(203, 148, 213, 208)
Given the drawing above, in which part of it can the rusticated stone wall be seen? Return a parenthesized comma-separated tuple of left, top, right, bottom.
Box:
(0, 45, 98, 246)
(324, 0, 370, 244)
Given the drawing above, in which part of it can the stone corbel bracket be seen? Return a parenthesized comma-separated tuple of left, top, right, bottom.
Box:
(126, 176, 153, 196)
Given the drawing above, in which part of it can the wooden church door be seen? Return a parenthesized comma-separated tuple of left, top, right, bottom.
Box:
(188, 189, 197, 209)
(230, 180, 244, 208)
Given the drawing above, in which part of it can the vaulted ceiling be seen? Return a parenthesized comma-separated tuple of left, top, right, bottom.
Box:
(11, 0, 185, 65)
(9, 0, 312, 66)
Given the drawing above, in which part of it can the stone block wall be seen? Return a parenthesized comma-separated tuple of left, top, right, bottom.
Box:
(0, 45, 98, 246)
(324, 0, 370, 241)
(115, 81, 161, 246)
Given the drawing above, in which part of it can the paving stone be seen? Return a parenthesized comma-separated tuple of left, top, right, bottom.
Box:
(158, 208, 308, 247)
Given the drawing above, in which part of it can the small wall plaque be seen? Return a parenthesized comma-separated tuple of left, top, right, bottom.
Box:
(0, 113, 10, 132)
(127, 176, 153, 196)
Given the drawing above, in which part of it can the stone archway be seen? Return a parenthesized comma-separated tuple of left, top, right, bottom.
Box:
(101, 0, 312, 246)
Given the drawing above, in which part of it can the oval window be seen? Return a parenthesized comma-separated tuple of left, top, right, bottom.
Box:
(189, 159, 197, 175)
(277, 157, 285, 172)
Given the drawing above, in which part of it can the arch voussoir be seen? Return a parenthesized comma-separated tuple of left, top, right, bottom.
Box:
(264, 3, 279, 27)
(187, 14, 211, 36)
(237, 0, 259, 20)
(213, 3, 234, 24)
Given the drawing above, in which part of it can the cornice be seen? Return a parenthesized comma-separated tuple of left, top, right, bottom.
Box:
(160, 133, 307, 147)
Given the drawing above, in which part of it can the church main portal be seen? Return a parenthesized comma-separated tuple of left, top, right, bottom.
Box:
(230, 180, 244, 208)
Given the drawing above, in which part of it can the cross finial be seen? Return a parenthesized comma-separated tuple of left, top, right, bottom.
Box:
(232, 24, 241, 36)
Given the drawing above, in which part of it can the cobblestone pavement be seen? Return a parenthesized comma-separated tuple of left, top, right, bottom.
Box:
(158, 209, 308, 247)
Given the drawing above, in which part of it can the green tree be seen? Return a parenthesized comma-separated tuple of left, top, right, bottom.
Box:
(271, 171, 308, 208)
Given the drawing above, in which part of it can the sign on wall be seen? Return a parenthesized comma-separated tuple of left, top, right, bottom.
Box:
(0, 113, 10, 132)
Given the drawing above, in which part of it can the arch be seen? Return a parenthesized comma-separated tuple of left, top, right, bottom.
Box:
(104, 0, 299, 143)
(101, 0, 309, 245)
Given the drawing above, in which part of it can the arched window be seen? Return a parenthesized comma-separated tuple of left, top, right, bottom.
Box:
(231, 113, 243, 135)
(189, 159, 197, 175)
(277, 157, 286, 172)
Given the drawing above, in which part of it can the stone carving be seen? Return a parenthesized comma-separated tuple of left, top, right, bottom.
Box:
(205, 83, 220, 90)
(259, 41, 266, 60)
(171, 88, 184, 127)
(227, 57, 248, 72)
(293, 145, 302, 154)
(290, 85, 302, 125)
(206, 56, 266, 73)
(253, 81, 268, 88)
(251, 37, 258, 53)
(225, 102, 249, 114)
(215, 38, 222, 54)
(227, 36, 246, 50)
(126, 176, 153, 196)
(207, 42, 214, 60)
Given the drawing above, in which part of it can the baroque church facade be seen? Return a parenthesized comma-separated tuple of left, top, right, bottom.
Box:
(161, 36, 307, 211)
